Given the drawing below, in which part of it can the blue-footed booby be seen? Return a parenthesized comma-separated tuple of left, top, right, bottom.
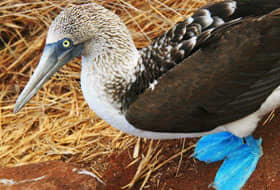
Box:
(14, 0, 280, 189)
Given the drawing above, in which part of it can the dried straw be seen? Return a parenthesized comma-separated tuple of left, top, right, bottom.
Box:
(0, 0, 220, 188)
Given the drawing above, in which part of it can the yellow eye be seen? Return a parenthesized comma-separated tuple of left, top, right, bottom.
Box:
(62, 40, 71, 48)
(59, 38, 73, 50)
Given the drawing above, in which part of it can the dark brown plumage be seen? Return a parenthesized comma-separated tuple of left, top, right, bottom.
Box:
(123, 0, 280, 111)
(125, 4, 280, 133)
(122, 0, 237, 110)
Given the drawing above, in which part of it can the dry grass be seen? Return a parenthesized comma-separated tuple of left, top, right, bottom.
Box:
(0, 0, 220, 188)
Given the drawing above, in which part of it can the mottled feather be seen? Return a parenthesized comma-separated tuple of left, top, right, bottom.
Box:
(125, 6, 280, 133)
(122, 1, 238, 109)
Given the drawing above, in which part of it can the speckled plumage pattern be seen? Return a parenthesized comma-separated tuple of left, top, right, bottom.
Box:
(123, 1, 237, 110)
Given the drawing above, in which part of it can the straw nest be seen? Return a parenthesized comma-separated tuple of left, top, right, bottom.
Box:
(0, 0, 221, 188)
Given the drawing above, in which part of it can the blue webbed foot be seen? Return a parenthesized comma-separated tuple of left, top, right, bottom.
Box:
(193, 132, 263, 190)
(193, 132, 244, 163)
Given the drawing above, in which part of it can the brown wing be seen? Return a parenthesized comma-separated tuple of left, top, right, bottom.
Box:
(125, 9, 280, 133)
(122, 0, 280, 110)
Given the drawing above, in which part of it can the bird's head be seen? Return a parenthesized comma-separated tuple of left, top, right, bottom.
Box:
(14, 3, 133, 113)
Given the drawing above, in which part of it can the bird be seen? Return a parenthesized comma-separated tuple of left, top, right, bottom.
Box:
(14, 0, 280, 189)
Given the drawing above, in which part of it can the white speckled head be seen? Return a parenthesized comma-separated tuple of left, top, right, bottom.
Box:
(47, 3, 139, 68)
(46, 3, 140, 93)
(46, 3, 130, 45)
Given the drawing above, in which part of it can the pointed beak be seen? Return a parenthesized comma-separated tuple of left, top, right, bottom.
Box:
(14, 42, 83, 113)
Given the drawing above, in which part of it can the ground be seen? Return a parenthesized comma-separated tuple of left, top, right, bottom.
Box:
(98, 111, 280, 190)
(0, 113, 279, 190)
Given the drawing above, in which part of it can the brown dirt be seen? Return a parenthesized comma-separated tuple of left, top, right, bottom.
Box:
(98, 111, 280, 190)
(0, 161, 98, 190)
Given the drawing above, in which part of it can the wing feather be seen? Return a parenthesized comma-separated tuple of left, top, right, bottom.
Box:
(125, 9, 280, 133)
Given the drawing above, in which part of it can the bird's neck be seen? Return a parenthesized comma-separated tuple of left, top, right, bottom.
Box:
(81, 31, 143, 111)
